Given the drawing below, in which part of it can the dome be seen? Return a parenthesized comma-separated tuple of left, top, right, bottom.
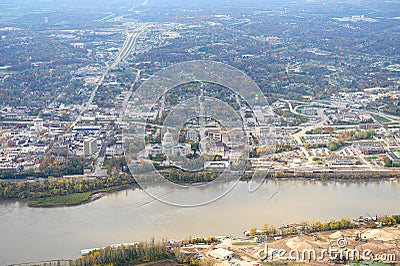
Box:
(162, 130, 174, 147)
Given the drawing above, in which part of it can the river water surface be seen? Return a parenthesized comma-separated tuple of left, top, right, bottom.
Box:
(0, 179, 399, 265)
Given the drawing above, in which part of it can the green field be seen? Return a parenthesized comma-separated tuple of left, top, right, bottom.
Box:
(28, 185, 134, 207)
(28, 191, 95, 207)
(373, 114, 391, 124)
(232, 241, 252, 245)
(350, 262, 391, 266)
(136, 260, 181, 266)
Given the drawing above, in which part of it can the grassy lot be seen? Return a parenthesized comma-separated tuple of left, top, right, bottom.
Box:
(260, 261, 338, 266)
(232, 241, 252, 245)
(350, 262, 390, 266)
(28, 184, 135, 207)
(136, 260, 182, 266)
(373, 114, 391, 124)
(28, 191, 94, 207)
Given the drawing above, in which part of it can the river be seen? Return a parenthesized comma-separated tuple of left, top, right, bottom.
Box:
(0, 179, 399, 265)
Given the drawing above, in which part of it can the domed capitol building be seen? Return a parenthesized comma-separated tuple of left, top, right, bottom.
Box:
(145, 130, 191, 158)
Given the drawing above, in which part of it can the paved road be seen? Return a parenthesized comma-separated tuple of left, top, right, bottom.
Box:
(117, 69, 141, 123)
(282, 100, 331, 161)
(70, 23, 152, 130)
(284, 100, 316, 118)
(92, 24, 151, 176)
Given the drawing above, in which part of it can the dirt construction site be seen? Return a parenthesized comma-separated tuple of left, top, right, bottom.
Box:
(181, 227, 400, 265)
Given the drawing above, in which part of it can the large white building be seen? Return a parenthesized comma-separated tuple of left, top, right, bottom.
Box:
(83, 137, 97, 157)
(186, 128, 200, 142)
(145, 130, 192, 159)
(33, 118, 43, 132)
(162, 130, 191, 157)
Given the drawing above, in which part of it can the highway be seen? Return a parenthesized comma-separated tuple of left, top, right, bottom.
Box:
(110, 24, 151, 69)
(286, 100, 329, 160)
(117, 69, 141, 123)
(92, 24, 151, 177)
(85, 23, 151, 113)
(69, 23, 151, 131)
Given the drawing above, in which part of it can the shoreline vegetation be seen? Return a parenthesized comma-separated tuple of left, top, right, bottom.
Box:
(27, 184, 136, 208)
(74, 239, 203, 266)
(22, 214, 400, 266)
(0, 173, 138, 208)
(0, 170, 399, 208)
(246, 214, 400, 238)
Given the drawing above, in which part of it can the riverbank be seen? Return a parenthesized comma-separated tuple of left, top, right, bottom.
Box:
(27, 184, 138, 208)
(2, 175, 400, 208)
(184, 226, 400, 265)
(74, 218, 400, 266)
(177, 214, 400, 265)
(239, 171, 400, 181)
(0, 173, 138, 208)
(30, 177, 400, 208)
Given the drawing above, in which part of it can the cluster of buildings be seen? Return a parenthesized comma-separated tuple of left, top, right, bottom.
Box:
(1, 10, 400, 180)
(356, 141, 386, 155)
(331, 89, 400, 110)
(0, 101, 126, 176)
(332, 14, 378, 23)
(325, 108, 372, 124)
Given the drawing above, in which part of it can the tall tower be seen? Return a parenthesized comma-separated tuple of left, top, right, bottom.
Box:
(33, 118, 43, 133)
(84, 138, 97, 156)
(159, 87, 166, 120)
